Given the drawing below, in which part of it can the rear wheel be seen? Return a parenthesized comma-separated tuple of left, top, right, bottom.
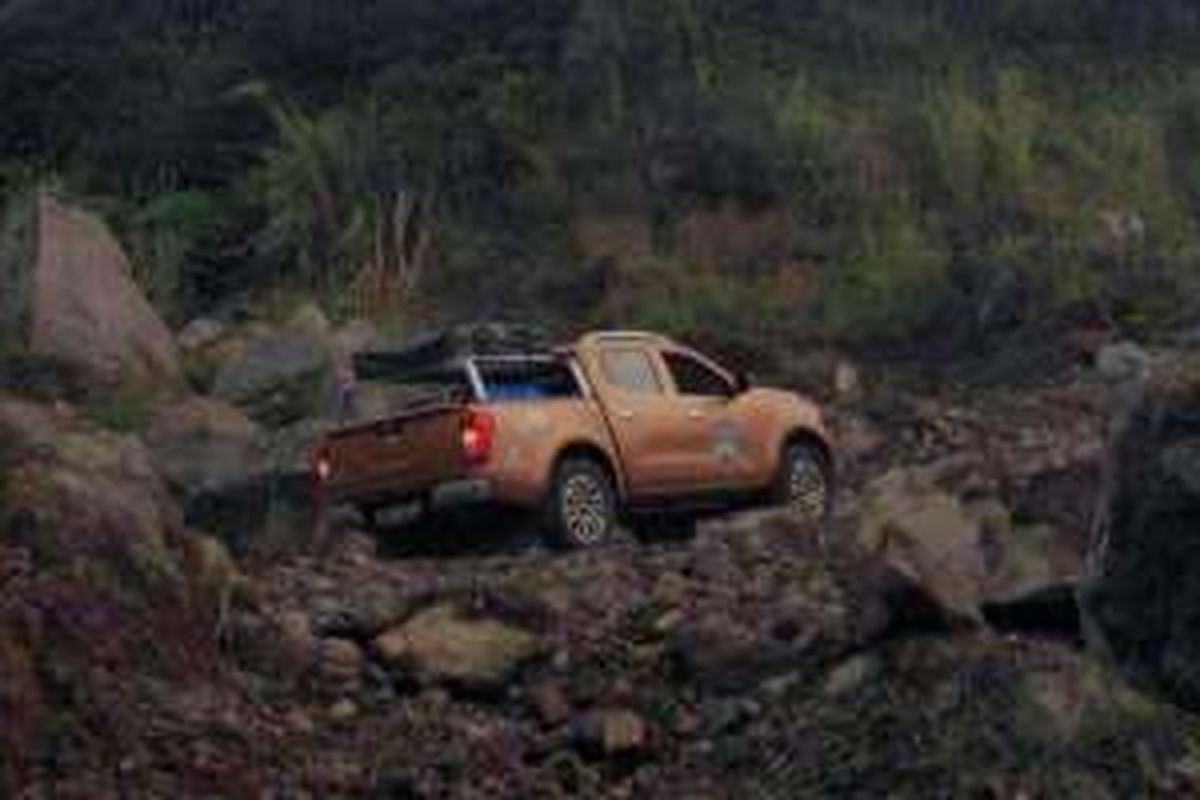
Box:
(544, 458, 617, 549)
(775, 441, 832, 525)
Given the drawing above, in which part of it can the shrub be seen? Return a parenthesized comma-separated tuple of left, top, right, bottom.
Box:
(81, 383, 160, 434)
(822, 206, 951, 340)
(124, 190, 231, 323)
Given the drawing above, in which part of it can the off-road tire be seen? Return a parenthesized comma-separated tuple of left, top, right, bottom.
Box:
(774, 441, 833, 526)
(544, 458, 617, 550)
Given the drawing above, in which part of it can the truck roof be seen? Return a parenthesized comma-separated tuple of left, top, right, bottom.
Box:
(574, 330, 677, 350)
(355, 327, 689, 385)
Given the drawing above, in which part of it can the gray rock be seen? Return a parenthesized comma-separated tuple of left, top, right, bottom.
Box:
(859, 470, 1084, 622)
(833, 360, 862, 401)
(1084, 365, 1200, 710)
(332, 319, 380, 360)
(529, 680, 572, 727)
(1095, 341, 1152, 438)
(0, 395, 186, 597)
(255, 417, 333, 479)
(573, 709, 650, 756)
(211, 308, 337, 426)
(143, 395, 266, 496)
(372, 602, 546, 691)
(286, 303, 332, 343)
(1161, 439, 1200, 496)
(318, 637, 365, 691)
(858, 468, 989, 621)
(666, 617, 797, 692)
(212, 335, 331, 425)
(821, 654, 878, 698)
(177, 318, 227, 353)
(1, 191, 181, 385)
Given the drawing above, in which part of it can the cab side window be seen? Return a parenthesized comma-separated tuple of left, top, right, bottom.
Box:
(600, 349, 663, 394)
(663, 352, 734, 398)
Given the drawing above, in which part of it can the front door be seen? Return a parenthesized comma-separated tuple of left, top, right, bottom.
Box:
(659, 349, 758, 489)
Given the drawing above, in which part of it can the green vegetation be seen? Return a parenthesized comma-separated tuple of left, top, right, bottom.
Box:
(81, 383, 160, 434)
(2, 1, 1199, 354)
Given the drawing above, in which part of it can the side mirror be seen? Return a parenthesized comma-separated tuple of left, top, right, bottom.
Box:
(733, 371, 752, 395)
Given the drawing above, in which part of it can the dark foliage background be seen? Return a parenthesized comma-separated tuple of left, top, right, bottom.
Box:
(2, 0, 1199, 354)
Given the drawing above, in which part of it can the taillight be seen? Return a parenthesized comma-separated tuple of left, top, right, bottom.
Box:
(462, 408, 496, 468)
(313, 444, 333, 483)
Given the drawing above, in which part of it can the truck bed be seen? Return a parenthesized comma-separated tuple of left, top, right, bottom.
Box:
(317, 403, 469, 507)
(314, 352, 588, 512)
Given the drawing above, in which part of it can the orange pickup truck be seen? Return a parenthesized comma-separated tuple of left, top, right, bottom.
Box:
(313, 330, 833, 548)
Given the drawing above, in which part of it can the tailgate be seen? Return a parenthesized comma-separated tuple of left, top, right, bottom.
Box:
(318, 404, 466, 501)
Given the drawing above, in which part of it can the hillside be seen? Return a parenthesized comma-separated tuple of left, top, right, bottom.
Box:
(2, 1, 1199, 352)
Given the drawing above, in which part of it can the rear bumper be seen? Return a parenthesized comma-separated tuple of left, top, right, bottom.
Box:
(318, 477, 505, 530)
(319, 476, 492, 509)
(429, 477, 492, 510)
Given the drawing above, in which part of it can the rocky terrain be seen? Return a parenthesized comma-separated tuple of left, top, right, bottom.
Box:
(2, 193, 1200, 797)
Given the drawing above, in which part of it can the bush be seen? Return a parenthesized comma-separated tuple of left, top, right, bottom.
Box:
(81, 383, 161, 434)
(822, 206, 951, 340)
(123, 190, 233, 323)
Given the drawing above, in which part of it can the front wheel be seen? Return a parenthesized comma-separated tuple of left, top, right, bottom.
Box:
(543, 458, 617, 549)
(774, 442, 833, 525)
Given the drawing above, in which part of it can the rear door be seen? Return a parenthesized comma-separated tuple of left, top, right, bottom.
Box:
(591, 344, 720, 496)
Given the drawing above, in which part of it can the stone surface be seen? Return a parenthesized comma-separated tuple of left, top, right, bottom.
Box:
(858, 468, 989, 620)
(529, 680, 572, 727)
(373, 602, 546, 691)
(143, 395, 265, 495)
(25, 192, 180, 384)
(0, 394, 186, 596)
(332, 319, 379, 361)
(0, 394, 262, 797)
(211, 309, 335, 426)
(821, 654, 878, 698)
(177, 318, 227, 353)
(1085, 355, 1200, 710)
(833, 360, 862, 400)
(574, 709, 650, 756)
(318, 638, 365, 691)
(3, 346, 1195, 797)
(858, 468, 1085, 622)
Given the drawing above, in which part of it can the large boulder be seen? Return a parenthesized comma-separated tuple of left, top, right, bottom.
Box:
(140, 395, 295, 548)
(0, 395, 186, 597)
(858, 465, 1084, 623)
(858, 467, 989, 621)
(143, 395, 265, 496)
(1083, 349, 1200, 709)
(0, 191, 180, 385)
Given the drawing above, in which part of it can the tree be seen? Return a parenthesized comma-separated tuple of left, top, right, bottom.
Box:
(241, 84, 435, 313)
